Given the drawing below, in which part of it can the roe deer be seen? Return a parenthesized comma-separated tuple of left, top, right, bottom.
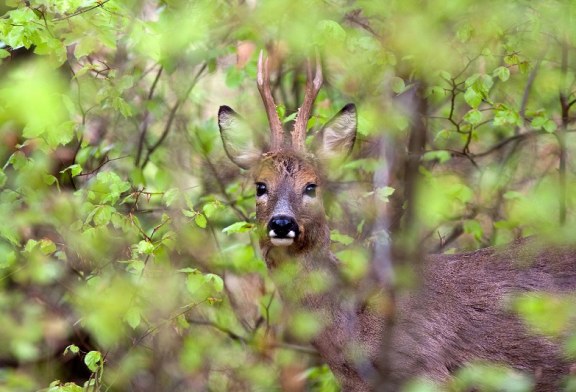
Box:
(218, 52, 576, 391)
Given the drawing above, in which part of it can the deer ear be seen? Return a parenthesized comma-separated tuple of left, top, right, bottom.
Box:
(315, 103, 357, 160)
(218, 105, 260, 169)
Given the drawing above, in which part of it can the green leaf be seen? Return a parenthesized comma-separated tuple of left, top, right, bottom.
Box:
(531, 116, 547, 129)
(225, 67, 244, 88)
(124, 307, 141, 329)
(317, 19, 347, 43)
(276, 105, 286, 120)
(513, 293, 575, 336)
(182, 209, 196, 218)
(504, 53, 520, 66)
(439, 70, 451, 81)
(93, 205, 115, 226)
(463, 109, 482, 125)
(204, 273, 224, 292)
(493, 66, 510, 82)
(375, 186, 395, 202)
(543, 120, 557, 133)
(60, 164, 83, 177)
(330, 230, 354, 245)
(126, 260, 145, 274)
(163, 188, 180, 207)
(0, 170, 6, 188)
(24, 239, 39, 253)
(222, 221, 254, 234)
(84, 351, 102, 373)
(282, 111, 298, 124)
(194, 213, 207, 228)
(423, 150, 452, 164)
(39, 239, 57, 255)
(391, 76, 406, 94)
(456, 25, 473, 43)
(185, 271, 205, 295)
(137, 240, 155, 255)
(463, 220, 483, 241)
(0, 49, 10, 59)
(64, 344, 79, 356)
(202, 201, 222, 218)
(464, 87, 482, 108)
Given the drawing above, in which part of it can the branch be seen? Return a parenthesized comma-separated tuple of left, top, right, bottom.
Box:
(472, 130, 544, 158)
(140, 63, 207, 169)
(135, 66, 163, 167)
(52, 0, 112, 22)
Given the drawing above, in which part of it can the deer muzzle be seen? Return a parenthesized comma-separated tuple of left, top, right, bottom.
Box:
(267, 215, 299, 246)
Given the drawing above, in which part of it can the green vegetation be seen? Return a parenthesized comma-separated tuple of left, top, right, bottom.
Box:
(0, 0, 575, 390)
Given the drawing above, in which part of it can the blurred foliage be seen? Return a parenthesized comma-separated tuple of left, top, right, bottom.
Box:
(0, 0, 575, 391)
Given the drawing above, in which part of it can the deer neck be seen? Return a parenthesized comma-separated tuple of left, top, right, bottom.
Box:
(260, 219, 367, 318)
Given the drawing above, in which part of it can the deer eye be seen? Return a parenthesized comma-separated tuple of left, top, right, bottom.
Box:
(304, 183, 317, 198)
(255, 182, 267, 197)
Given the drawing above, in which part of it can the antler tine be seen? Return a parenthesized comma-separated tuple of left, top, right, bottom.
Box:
(292, 53, 323, 151)
(257, 51, 284, 150)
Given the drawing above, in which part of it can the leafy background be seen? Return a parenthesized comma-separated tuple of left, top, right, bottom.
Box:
(0, 0, 575, 391)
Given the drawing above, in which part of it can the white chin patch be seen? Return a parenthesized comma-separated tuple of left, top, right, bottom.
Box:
(270, 238, 294, 247)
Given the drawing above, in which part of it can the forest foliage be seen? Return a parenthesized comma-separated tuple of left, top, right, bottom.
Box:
(0, 0, 576, 391)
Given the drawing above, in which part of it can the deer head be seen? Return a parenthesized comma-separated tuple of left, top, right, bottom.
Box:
(218, 52, 357, 258)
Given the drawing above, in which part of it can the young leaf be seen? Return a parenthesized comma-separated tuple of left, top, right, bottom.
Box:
(204, 273, 224, 292)
(195, 213, 207, 229)
(64, 344, 80, 356)
(464, 109, 482, 125)
(137, 240, 155, 255)
(493, 66, 510, 82)
(464, 87, 482, 108)
(222, 221, 254, 234)
(84, 351, 102, 373)
(330, 230, 354, 245)
(124, 307, 141, 329)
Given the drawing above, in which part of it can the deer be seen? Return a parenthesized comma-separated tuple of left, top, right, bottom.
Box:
(217, 52, 576, 391)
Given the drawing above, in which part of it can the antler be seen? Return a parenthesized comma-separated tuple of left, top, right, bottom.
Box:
(257, 51, 284, 151)
(292, 54, 323, 151)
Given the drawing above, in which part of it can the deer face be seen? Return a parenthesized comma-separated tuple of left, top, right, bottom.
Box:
(218, 103, 357, 252)
(253, 151, 324, 248)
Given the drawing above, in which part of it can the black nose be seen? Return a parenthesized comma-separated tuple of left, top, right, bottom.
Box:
(268, 215, 299, 238)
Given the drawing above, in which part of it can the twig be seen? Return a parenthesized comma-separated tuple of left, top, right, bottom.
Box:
(140, 63, 207, 169)
(135, 66, 163, 166)
(473, 130, 544, 158)
(558, 37, 569, 225)
(77, 155, 130, 177)
(52, 0, 112, 22)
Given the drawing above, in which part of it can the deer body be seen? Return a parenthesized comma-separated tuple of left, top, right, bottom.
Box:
(218, 53, 576, 391)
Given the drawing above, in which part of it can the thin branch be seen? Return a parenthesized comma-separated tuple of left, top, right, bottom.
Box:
(135, 66, 163, 166)
(344, 9, 381, 38)
(473, 130, 544, 158)
(558, 37, 569, 226)
(516, 49, 548, 135)
(187, 318, 247, 342)
(52, 0, 112, 22)
(77, 155, 131, 177)
(140, 63, 207, 169)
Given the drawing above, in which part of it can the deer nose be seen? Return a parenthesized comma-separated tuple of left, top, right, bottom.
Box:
(268, 215, 299, 239)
